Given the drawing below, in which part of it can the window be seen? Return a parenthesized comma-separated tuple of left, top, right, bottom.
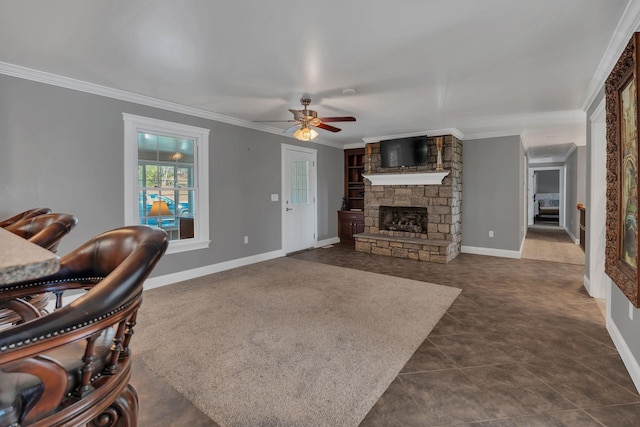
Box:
(124, 113, 210, 254)
(290, 161, 308, 204)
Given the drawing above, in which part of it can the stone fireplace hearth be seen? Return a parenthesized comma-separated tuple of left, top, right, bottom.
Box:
(354, 135, 462, 264)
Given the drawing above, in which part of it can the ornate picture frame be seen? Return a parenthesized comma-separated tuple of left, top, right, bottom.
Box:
(605, 32, 640, 307)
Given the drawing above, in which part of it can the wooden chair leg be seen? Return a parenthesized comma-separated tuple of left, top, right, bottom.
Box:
(88, 384, 139, 427)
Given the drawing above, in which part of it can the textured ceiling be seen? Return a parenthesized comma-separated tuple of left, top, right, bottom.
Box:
(0, 0, 633, 160)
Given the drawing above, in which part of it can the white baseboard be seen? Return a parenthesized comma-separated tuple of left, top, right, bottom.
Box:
(607, 315, 640, 393)
(460, 245, 521, 259)
(144, 249, 285, 290)
(316, 237, 340, 247)
(565, 226, 579, 244)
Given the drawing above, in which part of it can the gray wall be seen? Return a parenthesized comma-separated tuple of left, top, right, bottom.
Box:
(462, 135, 525, 252)
(611, 283, 640, 366)
(577, 146, 587, 207)
(565, 149, 579, 237)
(536, 170, 559, 193)
(0, 74, 344, 277)
(564, 145, 587, 239)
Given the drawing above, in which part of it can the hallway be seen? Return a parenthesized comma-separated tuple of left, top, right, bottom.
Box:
(522, 227, 585, 265)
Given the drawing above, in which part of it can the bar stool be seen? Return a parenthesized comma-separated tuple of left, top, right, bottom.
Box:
(0, 208, 52, 228)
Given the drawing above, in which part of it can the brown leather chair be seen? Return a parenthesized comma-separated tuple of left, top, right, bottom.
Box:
(4, 213, 78, 253)
(0, 208, 52, 228)
(0, 225, 168, 427)
(1, 213, 77, 325)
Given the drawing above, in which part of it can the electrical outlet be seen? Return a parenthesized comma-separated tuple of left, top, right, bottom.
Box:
(489, 230, 494, 238)
(244, 236, 248, 244)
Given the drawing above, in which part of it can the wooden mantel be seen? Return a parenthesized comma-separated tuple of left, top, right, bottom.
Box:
(362, 171, 450, 186)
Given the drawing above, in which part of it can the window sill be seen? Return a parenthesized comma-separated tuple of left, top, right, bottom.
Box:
(165, 239, 211, 255)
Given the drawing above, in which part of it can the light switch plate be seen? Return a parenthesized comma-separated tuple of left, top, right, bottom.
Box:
(271, 194, 279, 202)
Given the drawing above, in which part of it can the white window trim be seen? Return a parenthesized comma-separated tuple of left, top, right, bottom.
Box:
(123, 113, 210, 254)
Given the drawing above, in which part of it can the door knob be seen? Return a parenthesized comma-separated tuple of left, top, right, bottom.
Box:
(286, 207, 293, 211)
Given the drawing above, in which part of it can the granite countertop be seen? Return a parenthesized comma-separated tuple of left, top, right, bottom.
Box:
(0, 228, 60, 285)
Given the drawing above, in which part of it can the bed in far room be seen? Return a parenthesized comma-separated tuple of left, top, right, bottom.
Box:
(535, 192, 560, 220)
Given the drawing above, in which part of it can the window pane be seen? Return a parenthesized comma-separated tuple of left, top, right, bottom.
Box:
(137, 130, 197, 241)
(177, 166, 191, 187)
(144, 164, 159, 187)
(290, 161, 308, 205)
(177, 189, 193, 217)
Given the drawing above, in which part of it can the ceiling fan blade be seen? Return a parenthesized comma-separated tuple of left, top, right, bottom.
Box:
(289, 109, 306, 119)
(318, 116, 356, 123)
(315, 123, 342, 133)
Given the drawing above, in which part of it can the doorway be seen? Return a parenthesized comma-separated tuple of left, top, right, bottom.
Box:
(528, 165, 566, 229)
(281, 144, 317, 254)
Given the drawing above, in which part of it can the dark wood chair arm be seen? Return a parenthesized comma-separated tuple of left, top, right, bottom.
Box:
(0, 298, 41, 323)
(0, 208, 51, 228)
(2, 355, 69, 424)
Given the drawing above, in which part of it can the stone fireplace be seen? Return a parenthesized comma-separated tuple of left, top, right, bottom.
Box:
(354, 135, 462, 263)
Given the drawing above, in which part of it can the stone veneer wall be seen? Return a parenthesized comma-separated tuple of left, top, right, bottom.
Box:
(355, 135, 463, 263)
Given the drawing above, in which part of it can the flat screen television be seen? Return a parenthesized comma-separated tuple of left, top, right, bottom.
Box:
(380, 136, 428, 168)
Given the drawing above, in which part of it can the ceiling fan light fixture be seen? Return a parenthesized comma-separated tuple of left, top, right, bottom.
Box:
(294, 126, 318, 141)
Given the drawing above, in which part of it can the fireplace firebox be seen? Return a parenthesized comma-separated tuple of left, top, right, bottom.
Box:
(379, 206, 428, 234)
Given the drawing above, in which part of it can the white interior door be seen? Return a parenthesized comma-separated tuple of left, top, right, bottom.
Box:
(282, 144, 317, 254)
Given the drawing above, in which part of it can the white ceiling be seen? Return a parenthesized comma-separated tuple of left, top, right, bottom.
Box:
(0, 1, 635, 161)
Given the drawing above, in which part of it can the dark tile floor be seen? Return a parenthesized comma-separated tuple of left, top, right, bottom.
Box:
(131, 241, 640, 427)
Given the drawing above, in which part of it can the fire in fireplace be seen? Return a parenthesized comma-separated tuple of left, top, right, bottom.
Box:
(379, 206, 428, 234)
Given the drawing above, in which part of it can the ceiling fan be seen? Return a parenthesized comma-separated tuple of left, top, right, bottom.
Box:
(256, 98, 356, 141)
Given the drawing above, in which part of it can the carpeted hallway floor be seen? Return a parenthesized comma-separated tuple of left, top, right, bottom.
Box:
(131, 236, 639, 426)
(522, 226, 585, 265)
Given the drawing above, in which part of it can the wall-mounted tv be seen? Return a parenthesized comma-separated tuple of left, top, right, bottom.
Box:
(380, 136, 428, 168)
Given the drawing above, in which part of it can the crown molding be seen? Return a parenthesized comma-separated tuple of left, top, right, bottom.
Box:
(520, 130, 529, 149)
(462, 110, 585, 130)
(581, 0, 640, 111)
(427, 128, 465, 140)
(562, 144, 578, 162)
(0, 61, 345, 149)
(463, 129, 523, 141)
(343, 142, 366, 149)
(361, 128, 463, 144)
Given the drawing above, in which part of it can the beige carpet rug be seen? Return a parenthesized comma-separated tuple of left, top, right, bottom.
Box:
(134, 257, 460, 427)
(522, 227, 585, 265)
